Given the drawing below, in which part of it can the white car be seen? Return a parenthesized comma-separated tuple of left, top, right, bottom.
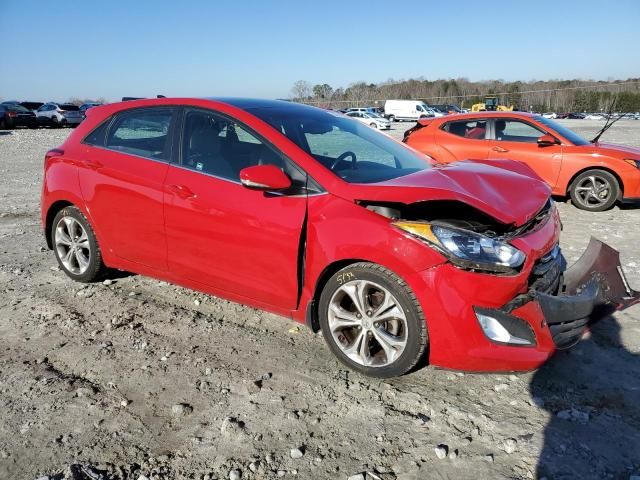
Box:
(584, 113, 606, 120)
(542, 112, 557, 119)
(36, 103, 83, 127)
(345, 111, 391, 129)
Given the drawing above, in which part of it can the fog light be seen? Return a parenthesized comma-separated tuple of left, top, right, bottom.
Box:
(474, 308, 535, 346)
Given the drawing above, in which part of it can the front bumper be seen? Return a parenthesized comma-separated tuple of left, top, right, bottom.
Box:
(414, 237, 639, 371)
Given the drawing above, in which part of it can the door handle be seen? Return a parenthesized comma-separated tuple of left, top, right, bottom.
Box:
(491, 146, 509, 153)
(167, 184, 196, 200)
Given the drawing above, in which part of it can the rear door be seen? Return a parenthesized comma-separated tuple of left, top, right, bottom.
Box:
(78, 107, 176, 270)
(163, 107, 308, 309)
(488, 118, 562, 187)
(434, 118, 491, 161)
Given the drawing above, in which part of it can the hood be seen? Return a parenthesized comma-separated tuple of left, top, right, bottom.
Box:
(352, 159, 551, 227)
(591, 142, 640, 158)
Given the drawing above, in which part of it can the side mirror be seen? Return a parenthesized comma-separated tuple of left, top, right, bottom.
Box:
(537, 134, 559, 147)
(239, 165, 291, 191)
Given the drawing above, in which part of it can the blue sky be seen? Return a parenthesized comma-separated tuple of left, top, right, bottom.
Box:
(1, 0, 639, 102)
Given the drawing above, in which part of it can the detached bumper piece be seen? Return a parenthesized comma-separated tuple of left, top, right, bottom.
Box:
(535, 237, 639, 349)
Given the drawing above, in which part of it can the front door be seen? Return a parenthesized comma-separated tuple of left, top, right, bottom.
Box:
(163, 108, 307, 309)
(488, 118, 562, 188)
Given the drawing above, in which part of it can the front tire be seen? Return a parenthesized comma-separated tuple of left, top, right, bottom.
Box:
(369, 122, 378, 129)
(569, 169, 619, 211)
(52, 206, 105, 282)
(388, 115, 395, 122)
(318, 262, 428, 378)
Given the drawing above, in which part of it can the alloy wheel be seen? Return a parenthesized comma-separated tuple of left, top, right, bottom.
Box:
(54, 216, 91, 275)
(328, 279, 407, 367)
(574, 175, 612, 209)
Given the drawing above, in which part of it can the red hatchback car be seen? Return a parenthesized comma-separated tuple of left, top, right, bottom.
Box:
(404, 112, 640, 211)
(41, 98, 639, 377)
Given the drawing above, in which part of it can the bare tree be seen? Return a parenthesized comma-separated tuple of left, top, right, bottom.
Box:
(290, 80, 312, 101)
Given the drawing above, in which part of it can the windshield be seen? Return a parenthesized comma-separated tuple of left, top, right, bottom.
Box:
(249, 106, 431, 183)
(535, 116, 590, 145)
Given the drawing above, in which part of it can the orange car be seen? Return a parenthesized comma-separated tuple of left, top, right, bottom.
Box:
(404, 112, 640, 211)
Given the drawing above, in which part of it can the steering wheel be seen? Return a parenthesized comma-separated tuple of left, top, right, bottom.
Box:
(330, 151, 357, 171)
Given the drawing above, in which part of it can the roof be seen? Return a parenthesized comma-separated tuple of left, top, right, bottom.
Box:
(451, 111, 538, 119)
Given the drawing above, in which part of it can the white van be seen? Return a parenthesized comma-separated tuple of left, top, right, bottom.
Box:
(384, 100, 442, 122)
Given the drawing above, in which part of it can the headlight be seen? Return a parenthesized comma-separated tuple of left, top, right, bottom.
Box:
(393, 222, 526, 273)
(623, 158, 640, 169)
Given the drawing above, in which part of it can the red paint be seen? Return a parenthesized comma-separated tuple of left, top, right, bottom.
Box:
(405, 111, 640, 199)
(41, 98, 579, 372)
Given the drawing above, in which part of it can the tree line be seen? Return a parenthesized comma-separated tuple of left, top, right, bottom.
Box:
(290, 78, 640, 112)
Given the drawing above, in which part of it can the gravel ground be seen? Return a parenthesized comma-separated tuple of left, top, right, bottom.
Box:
(0, 120, 639, 480)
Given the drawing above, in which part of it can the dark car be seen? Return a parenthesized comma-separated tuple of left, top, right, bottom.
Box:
(431, 104, 462, 114)
(0, 103, 37, 129)
(20, 101, 45, 113)
(80, 102, 103, 119)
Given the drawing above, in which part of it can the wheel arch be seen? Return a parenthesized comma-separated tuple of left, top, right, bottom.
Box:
(305, 258, 369, 332)
(565, 166, 624, 200)
(45, 200, 74, 249)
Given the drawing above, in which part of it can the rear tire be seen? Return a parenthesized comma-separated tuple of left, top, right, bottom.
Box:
(569, 169, 619, 212)
(51, 206, 105, 282)
(388, 115, 395, 122)
(318, 262, 428, 378)
(0, 118, 6, 130)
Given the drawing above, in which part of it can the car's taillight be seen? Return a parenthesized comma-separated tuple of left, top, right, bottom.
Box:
(8, 111, 17, 118)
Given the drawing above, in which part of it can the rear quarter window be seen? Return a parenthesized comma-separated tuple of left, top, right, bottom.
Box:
(103, 108, 174, 161)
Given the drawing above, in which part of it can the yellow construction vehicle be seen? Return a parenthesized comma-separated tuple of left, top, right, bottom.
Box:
(471, 96, 514, 112)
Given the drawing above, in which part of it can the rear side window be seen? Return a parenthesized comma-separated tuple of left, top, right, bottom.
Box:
(83, 120, 111, 146)
(444, 120, 488, 139)
(105, 108, 174, 161)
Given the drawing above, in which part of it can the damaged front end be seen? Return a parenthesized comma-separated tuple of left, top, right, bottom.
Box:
(493, 237, 639, 349)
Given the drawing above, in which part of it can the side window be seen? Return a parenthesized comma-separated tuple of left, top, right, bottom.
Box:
(181, 109, 307, 191)
(105, 108, 173, 160)
(83, 119, 111, 146)
(444, 120, 487, 140)
(416, 105, 424, 112)
(496, 120, 544, 143)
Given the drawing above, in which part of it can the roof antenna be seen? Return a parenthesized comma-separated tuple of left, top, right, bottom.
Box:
(591, 95, 621, 143)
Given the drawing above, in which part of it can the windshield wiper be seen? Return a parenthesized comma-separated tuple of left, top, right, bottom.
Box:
(591, 96, 622, 143)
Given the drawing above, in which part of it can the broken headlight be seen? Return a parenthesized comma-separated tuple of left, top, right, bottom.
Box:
(393, 222, 526, 273)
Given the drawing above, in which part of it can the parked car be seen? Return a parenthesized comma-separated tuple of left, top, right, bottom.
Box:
(0, 103, 37, 129)
(557, 112, 585, 119)
(40, 98, 638, 377)
(384, 100, 442, 122)
(36, 103, 83, 127)
(542, 112, 557, 119)
(345, 110, 391, 129)
(431, 104, 462, 115)
(584, 113, 606, 120)
(80, 102, 103, 119)
(20, 101, 44, 113)
(80, 102, 102, 113)
(347, 107, 379, 115)
(403, 111, 640, 211)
